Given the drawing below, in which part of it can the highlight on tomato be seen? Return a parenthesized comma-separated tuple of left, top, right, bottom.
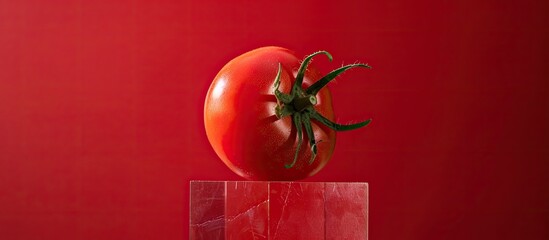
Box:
(204, 46, 371, 180)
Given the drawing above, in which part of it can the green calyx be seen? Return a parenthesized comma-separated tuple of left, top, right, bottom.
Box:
(273, 51, 372, 169)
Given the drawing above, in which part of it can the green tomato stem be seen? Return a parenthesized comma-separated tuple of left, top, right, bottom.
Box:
(273, 50, 372, 168)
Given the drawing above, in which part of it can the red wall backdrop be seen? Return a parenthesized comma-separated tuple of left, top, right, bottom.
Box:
(1, 0, 547, 239)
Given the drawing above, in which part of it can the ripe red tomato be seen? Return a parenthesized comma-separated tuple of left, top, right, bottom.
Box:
(204, 46, 370, 180)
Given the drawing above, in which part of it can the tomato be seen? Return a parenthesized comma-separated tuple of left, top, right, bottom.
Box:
(204, 46, 370, 180)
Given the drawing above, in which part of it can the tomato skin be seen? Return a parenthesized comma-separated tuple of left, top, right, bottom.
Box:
(204, 46, 336, 180)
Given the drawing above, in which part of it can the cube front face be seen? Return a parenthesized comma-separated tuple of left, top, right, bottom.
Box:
(226, 181, 269, 239)
(189, 181, 226, 240)
(190, 181, 368, 240)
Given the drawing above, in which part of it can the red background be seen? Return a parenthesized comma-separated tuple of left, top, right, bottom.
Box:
(1, 0, 547, 239)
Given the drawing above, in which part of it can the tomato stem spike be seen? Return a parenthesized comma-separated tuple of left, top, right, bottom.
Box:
(286, 113, 304, 169)
(306, 63, 371, 95)
(302, 113, 319, 164)
(273, 63, 293, 105)
(273, 63, 282, 89)
(309, 141, 322, 165)
(311, 111, 372, 131)
(292, 51, 333, 96)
